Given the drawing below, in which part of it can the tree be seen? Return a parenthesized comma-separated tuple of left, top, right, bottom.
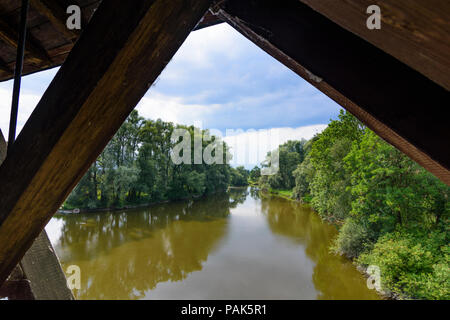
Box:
(249, 166, 261, 182)
(259, 140, 306, 191)
(65, 111, 233, 208)
(230, 166, 249, 186)
(308, 110, 365, 221)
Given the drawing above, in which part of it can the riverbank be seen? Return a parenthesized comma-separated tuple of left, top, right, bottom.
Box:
(58, 193, 209, 215)
(59, 186, 247, 215)
(256, 185, 294, 201)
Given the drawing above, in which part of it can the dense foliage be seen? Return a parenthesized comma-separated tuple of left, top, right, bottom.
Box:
(258, 110, 449, 299)
(66, 108, 448, 299)
(259, 140, 306, 191)
(65, 110, 249, 209)
(230, 166, 250, 186)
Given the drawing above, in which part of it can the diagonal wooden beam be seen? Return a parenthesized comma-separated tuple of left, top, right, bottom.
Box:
(217, 0, 450, 185)
(0, 130, 72, 299)
(0, 0, 212, 285)
(298, 0, 450, 91)
(0, 18, 50, 64)
(30, 0, 80, 41)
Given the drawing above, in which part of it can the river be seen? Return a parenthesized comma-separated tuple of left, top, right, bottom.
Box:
(45, 187, 380, 300)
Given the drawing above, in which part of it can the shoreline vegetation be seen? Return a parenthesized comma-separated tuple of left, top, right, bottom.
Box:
(59, 187, 245, 215)
(257, 186, 390, 299)
(255, 111, 448, 300)
(64, 110, 449, 300)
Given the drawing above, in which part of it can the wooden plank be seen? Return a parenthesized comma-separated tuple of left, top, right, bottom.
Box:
(0, 130, 33, 300)
(0, 129, 6, 163)
(0, 17, 50, 64)
(216, 0, 450, 185)
(30, 0, 80, 41)
(0, 57, 12, 73)
(0, 0, 212, 285)
(0, 4, 220, 82)
(0, 278, 34, 300)
(299, 0, 450, 91)
(195, 9, 223, 30)
(20, 230, 74, 299)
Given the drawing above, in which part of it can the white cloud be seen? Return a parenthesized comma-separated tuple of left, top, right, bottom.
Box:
(224, 124, 327, 168)
(136, 92, 221, 126)
(0, 87, 41, 141)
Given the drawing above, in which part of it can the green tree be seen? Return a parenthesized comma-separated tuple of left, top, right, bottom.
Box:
(249, 166, 261, 183)
(308, 110, 365, 221)
(230, 166, 249, 186)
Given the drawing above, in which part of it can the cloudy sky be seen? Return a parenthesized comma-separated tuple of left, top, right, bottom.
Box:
(0, 23, 341, 167)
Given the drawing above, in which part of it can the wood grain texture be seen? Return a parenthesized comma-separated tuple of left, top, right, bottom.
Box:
(0, 129, 5, 163)
(0, 0, 212, 285)
(0, 1, 220, 82)
(299, 0, 450, 90)
(0, 16, 50, 64)
(0, 278, 34, 300)
(0, 130, 34, 300)
(218, 0, 450, 185)
(20, 230, 74, 299)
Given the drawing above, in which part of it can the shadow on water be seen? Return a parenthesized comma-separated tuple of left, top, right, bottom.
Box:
(51, 193, 234, 299)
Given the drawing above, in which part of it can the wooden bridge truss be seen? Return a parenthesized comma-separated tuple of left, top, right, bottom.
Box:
(0, 0, 448, 299)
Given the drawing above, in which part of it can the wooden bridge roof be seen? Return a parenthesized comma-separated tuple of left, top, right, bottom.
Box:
(0, 0, 222, 82)
(0, 1, 448, 90)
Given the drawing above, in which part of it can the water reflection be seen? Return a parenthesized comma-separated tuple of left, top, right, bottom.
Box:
(51, 193, 234, 299)
(259, 191, 379, 300)
(48, 187, 379, 300)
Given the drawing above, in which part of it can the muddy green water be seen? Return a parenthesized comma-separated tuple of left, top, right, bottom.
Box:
(46, 187, 380, 300)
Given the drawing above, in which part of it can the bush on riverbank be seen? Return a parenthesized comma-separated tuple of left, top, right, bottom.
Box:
(257, 110, 449, 299)
(357, 229, 449, 300)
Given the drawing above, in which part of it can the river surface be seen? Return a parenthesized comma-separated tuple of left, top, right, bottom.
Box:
(46, 187, 380, 300)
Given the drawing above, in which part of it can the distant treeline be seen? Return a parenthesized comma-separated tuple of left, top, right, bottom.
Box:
(258, 110, 449, 300)
(66, 109, 449, 299)
(65, 110, 249, 209)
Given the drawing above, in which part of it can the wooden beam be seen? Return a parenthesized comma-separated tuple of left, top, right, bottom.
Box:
(0, 2, 221, 83)
(0, 18, 50, 65)
(0, 269, 34, 300)
(0, 131, 33, 300)
(31, 0, 80, 41)
(0, 0, 211, 286)
(217, 0, 450, 185)
(20, 231, 74, 299)
(0, 58, 12, 73)
(194, 10, 223, 31)
(298, 0, 450, 91)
